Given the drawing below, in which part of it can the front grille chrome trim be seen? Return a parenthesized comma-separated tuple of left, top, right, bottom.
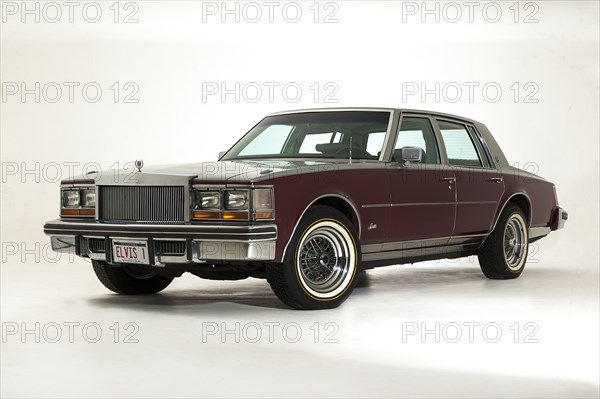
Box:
(99, 186, 185, 223)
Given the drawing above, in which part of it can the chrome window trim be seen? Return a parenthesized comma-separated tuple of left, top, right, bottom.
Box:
(386, 112, 444, 165)
(467, 124, 495, 169)
(434, 117, 488, 169)
(379, 110, 400, 162)
(223, 109, 395, 163)
(268, 107, 397, 116)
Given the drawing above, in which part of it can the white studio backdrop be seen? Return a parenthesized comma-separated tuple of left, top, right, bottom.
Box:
(1, 1, 598, 258)
(1, 1, 599, 397)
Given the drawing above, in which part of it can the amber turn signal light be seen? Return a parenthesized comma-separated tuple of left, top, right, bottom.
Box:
(61, 208, 95, 217)
(191, 210, 220, 219)
(221, 211, 249, 220)
(191, 210, 249, 220)
(253, 212, 274, 220)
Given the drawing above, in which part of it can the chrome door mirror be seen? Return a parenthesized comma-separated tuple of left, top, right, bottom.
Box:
(218, 151, 226, 160)
(401, 147, 424, 163)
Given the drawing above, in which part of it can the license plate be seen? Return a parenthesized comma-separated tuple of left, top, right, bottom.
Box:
(112, 240, 150, 265)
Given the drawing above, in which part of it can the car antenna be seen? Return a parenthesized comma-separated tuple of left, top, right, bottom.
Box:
(349, 136, 353, 164)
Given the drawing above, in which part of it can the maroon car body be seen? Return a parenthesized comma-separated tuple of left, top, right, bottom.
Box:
(44, 108, 567, 309)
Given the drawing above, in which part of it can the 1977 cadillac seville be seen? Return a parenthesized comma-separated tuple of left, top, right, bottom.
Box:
(44, 108, 567, 309)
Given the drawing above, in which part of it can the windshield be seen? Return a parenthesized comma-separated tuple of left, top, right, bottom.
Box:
(221, 111, 391, 161)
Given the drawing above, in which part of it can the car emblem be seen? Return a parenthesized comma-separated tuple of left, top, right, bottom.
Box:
(135, 159, 144, 172)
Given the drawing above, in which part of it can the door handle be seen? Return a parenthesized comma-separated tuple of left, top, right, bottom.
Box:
(440, 177, 456, 183)
(489, 177, 503, 184)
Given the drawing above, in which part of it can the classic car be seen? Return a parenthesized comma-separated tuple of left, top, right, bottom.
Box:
(43, 108, 567, 309)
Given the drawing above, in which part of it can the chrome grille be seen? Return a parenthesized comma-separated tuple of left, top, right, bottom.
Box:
(156, 240, 186, 256)
(99, 186, 185, 223)
(88, 238, 106, 253)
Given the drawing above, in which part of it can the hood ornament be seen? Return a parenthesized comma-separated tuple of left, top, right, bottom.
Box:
(135, 159, 144, 172)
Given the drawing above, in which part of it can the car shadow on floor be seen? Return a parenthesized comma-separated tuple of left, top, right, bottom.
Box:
(86, 263, 516, 313)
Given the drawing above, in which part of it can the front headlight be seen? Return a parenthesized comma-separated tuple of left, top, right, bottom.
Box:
(190, 186, 273, 220)
(81, 189, 96, 207)
(62, 190, 80, 208)
(225, 191, 248, 210)
(199, 191, 221, 209)
(60, 185, 96, 218)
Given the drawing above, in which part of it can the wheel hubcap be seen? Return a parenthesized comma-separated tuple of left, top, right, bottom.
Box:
(297, 221, 355, 299)
(503, 215, 527, 271)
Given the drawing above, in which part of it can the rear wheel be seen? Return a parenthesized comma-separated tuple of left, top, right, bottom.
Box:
(478, 203, 529, 279)
(267, 206, 360, 310)
(92, 260, 174, 294)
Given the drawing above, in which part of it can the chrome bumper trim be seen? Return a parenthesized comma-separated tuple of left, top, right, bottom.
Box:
(50, 235, 77, 254)
(43, 219, 277, 240)
(529, 227, 551, 240)
(194, 240, 275, 262)
(557, 207, 568, 229)
(44, 219, 277, 263)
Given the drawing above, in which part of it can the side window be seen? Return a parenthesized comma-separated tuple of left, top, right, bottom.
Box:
(238, 125, 292, 156)
(366, 132, 385, 156)
(393, 117, 440, 164)
(438, 120, 483, 168)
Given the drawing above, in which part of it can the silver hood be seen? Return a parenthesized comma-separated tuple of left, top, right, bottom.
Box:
(73, 159, 353, 186)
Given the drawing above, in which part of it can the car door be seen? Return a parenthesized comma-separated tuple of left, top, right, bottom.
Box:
(435, 119, 505, 240)
(387, 115, 456, 246)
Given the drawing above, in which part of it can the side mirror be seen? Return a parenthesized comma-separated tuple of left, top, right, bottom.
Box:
(218, 151, 226, 160)
(401, 147, 424, 163)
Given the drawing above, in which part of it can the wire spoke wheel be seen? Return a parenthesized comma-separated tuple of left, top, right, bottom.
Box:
(295, 219, 356, 300)
(266, 206, 360, 309)
(503, 214, 527, 271)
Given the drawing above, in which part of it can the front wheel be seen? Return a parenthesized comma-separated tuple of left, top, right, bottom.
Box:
(267, 206, 360, 310)
(478, 203, 529, 279)
(92, 260, 174, 294)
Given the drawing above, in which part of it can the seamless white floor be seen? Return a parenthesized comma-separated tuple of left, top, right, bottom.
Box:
(1, 234, 598, 398)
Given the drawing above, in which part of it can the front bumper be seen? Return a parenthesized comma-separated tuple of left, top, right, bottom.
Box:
(43, 219, 277, 266)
